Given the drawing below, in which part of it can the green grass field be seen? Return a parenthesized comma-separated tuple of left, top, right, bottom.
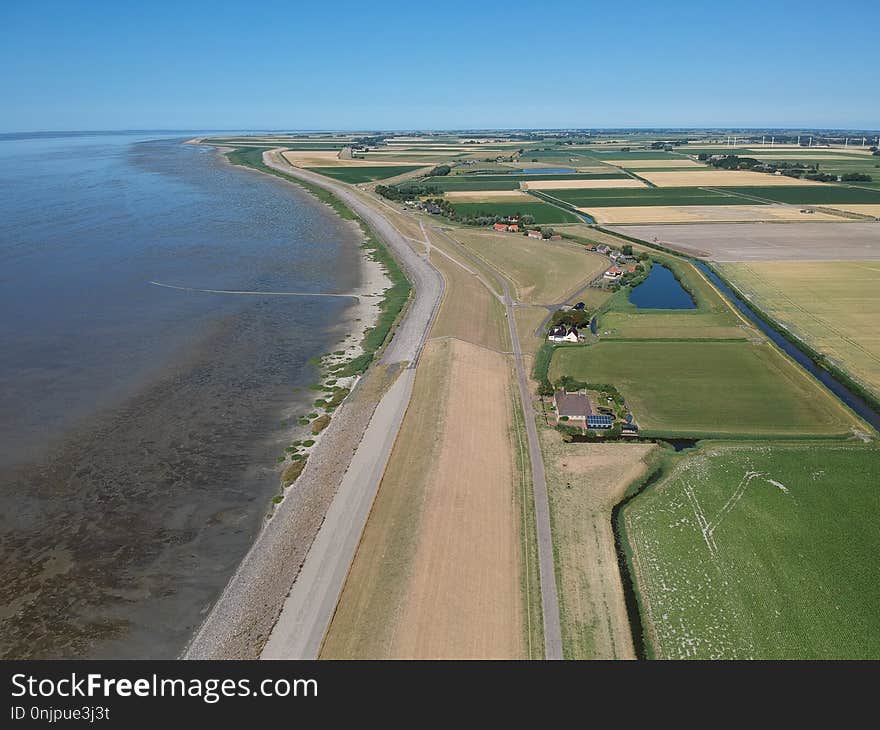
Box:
(545, 187, 756, 207)
(305, 165, 424, 183)
(714, 185, 880, 204)
(448, 201, 581, 223)
(549, 340, 858, 437)
(578, 150, 689, 160)
(622, 443, 880, 658)
(424, 173, 629, 191)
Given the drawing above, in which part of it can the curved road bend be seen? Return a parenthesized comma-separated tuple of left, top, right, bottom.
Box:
(259, 152, 445, 659)
(429, 226, 564, 659)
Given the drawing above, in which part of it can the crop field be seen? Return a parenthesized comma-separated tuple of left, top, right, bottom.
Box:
(614, 221, 880, 261)
(549, 340, 859, 436)
(827, 204, 880, 216)
(640, 170, 823, 187)
(542, 432, 656, 659)
(578, 150, 689, 160)
(714, 185, 880, 205)
(305, 165, 424, 183)
(522, 178, 647, 190)
(447, 201, 581, 224)
(448, 229, 607, 304)
(322, 338, 528, 658)
(604, 159, 707, 169)
(585, 204, 843, 224)
(545, 187, 755, 207)
(424, 173, 629, 192)
(443, 190, 532, 201)
(622, 443, 880, 659)
(429, 242, 509, 352)
(719, 260, 880, 401)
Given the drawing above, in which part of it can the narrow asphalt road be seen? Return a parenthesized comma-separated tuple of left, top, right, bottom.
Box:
(259, 153, 444, 659)
(499, 271, 564, 659)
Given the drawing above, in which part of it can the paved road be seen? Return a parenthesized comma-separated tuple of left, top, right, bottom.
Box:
(259, 153, 444, 658)
(496, 270, 564, 659)
(261, 369, 414, 659)
(428, 225, 564, 659)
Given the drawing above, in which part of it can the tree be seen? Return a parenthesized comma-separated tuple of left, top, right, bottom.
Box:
(622, 244, 633, 256)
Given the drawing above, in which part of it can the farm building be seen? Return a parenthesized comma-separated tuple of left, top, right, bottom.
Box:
(548, 324, 580, 343)
(604, 266, 623, 280)
(493, 222, 508, 232)
(553, 389, 591, 425)
(527, 230, 543, 239)
(587, 414, 614, 430)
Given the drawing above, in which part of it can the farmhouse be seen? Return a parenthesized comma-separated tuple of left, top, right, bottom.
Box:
(527, 230, 543, 239)
(548, 324, 580, 343)
(553, 389, 591, 426)
(493, 222, 509, 232)
(604, 266, 623, 280)
(597, 244, 611, 255)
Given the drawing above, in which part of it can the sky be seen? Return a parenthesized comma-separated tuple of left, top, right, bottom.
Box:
(2, 0, 878, 132)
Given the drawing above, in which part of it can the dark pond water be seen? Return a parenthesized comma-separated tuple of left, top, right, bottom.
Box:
(629, 264, 697, 310)
(520, 167, 576, 174)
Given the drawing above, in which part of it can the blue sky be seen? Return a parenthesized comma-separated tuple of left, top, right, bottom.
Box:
(2, 0, 878, 132)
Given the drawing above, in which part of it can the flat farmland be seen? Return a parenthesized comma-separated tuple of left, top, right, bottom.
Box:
(444, 190, 532, 201)
(719, 260, 880, 400)
(585, 204, 841, 224)
(522, 178, 647, 190)
(580, 150, 688, 160)
(613, 222, 880, 261)
(282, 150, 409, 167)
(622, 444, 880, 658)
(429, 243, 509, 352)
(448, 201, 580, 224)
(426, 173, 629, 192)
(549, 340, 859, 437)
(546, 187, 753, 207)
(715, 185, 880, 205)
(827, 204, 880, 216)
(605, 159, 707, 169)
(321, 338, 529, 658)
(641, 170, 823, 187)
(306, 166, 425, 183)
(542, 432, 656, 659)
(449, 229, 608, 303)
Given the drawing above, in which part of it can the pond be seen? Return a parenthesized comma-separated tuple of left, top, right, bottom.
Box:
(519, 167, 576, 174)
(628, 264, 697, 310)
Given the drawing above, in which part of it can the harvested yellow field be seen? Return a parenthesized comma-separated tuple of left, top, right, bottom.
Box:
(514, 306, 549, 357)
(449, 229, 608, 303)
(582, 204, 843, 224)
(720, 260, 880, 400)
(444, 190, 532, 201)
(281, 150, 410, 167)
(430, 245, 508, 352)
(542, 432, 656, 659)
(604, 158, 705, 169)
(522, 178, 647, 190)
(826, 204, 880, 217)
(640, 170, 826, 187)
(392, 340, 523, 658)
(320, 338, 526, 658)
